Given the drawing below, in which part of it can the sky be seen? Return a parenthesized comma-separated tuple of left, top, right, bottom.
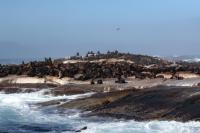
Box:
(0, 0, 200, 58)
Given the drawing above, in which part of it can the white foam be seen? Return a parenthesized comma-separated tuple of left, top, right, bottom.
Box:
(0, 89, 95, 109)
(0, 89, 92, 129)
(184, 58, 200, 62)
(164, 78, 200, 87)
(81, 120, 200, 133)
(1, 90, 200, 133)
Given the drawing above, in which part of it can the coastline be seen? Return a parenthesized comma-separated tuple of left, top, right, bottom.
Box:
(1, 75, 200, 122)
(2, 53, 200, 132)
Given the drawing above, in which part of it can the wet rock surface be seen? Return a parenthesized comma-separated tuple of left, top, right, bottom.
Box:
(2, 52, 200, 123)
(49, 84, 100, 96)
(2, 78, 200, 122)
(44, 85, 200, 122)
(88, 86, 200, 122)
(57, 89, 136, 111)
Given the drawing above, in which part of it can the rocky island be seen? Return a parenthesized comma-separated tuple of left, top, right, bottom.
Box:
(1, 51, 200, 123)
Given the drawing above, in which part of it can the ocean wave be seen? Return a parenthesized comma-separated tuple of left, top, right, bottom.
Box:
(82, 120, 200, 133)
(0, 90, 200, 133)
(183, 58, 200, 62)
(0, 90, 93, 133)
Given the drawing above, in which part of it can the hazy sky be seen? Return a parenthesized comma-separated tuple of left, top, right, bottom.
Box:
(0, 0, 200, 58)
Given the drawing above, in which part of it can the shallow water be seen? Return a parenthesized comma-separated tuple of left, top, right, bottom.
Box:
(0, 89, 200, 133)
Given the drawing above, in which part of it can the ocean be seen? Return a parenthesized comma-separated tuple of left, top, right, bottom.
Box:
(0, 89, 200, 133)
(0, 58, 43, 65)
(1, 58, 200, 133)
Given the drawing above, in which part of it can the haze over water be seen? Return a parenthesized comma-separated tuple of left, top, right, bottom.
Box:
(0, 0, 200, 58)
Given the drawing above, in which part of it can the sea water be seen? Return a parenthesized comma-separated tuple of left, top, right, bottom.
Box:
(0, 89, 200, 133)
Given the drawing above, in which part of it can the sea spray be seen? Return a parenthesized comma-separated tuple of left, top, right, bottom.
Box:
(82, 120, 200, 133)
(0, 90, 92, 132)
(1, 89, 200, 133)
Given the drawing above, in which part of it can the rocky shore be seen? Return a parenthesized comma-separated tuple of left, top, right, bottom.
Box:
(2, 52, 200, 122)
(1, 52, 200, 82)
(34, 83, 200, 122)
(88, 86, 200, 122)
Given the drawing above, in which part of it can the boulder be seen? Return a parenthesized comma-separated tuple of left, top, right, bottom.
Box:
(115, 78, 126, 84)
(97, 79, 103, 84)
(75, 126, 87, 132)
(90, 79, 95, 85)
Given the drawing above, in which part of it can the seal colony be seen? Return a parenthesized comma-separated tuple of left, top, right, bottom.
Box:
(1, 51, 200, 122)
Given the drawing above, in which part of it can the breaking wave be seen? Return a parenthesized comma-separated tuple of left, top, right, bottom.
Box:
(183, 58, 200, 63)
(83, 120, 200, 133)
(0, 89, 200, 133)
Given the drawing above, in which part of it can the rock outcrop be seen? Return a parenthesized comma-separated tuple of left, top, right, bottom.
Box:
(55, 86, 200, 122)
(1, 52, 200, 83)
(89, 86, 200, 122)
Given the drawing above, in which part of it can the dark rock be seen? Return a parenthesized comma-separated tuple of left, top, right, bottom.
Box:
(115, 78, 126, 84)
(0, 87, 22, 94)
(171, 75, 184, 80)
(97, 79, 103, 84)
(115, 75, 127, 84)
(89, 86, 200, 122)
(1, 51, 200, 81)
(90, 79, 95, 85)
(58, 89, 135, 111)
(75, 126, 87, 132)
